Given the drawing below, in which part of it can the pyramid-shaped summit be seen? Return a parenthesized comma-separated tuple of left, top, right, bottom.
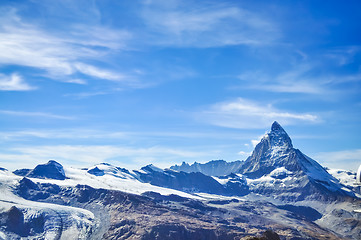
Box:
(239, 121, 354, 201)
(240, 121, 296, 178)
(269, 121, 293, 148)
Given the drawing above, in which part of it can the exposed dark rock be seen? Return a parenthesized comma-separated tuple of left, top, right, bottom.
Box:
(277, 205, 322, 222)
(13, 168, 31, 176)
(142, 191, 189, 202)
(16, 177, 61, 201)
(87, 166, 105, 176)
(0, 206, 45, 237)
(208, 199, 239, 205)
(141, 223, 238, 240)
(243, 230, 280, 240)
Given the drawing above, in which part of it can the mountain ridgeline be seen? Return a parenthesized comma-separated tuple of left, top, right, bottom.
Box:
(12, 121, 356, 201)
(2, 121, 360, 239)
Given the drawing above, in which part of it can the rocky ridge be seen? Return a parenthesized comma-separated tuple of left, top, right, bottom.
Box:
(1, 122, 360, 239)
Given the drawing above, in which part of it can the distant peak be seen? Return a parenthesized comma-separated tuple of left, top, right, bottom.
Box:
(143, 164, 163, 172)
(271, 121, 284, 132)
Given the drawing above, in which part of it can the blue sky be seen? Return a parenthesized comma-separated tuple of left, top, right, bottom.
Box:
(1, 0, 360, 171)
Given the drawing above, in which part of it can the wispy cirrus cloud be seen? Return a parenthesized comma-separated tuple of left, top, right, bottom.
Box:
(0, 110, 75, 120)
(237, 66, 324, 94)
(141, 1, 280, 47)
(0, 145, 216, 170)
(236, 64, 361, 95)
(0, 73, 36, 91)
(324, 46, 361, 66)
(74, 63, 128, 82)
(197, 98, 319, 129)
(0, 8, 131, 83)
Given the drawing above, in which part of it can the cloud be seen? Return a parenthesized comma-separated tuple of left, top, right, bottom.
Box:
(0, 8, 131, 82)
(312, 149, 361, 171)
(236, 52, 361, 95)
(324, 46, 360, 66)
(0, 145, 214, 169)
(0, 73, 36, 91)
(63, 79, 87, 85)
(198, 98, 319, 129)
(237, 66, 325, 94)
(74, 63, 128, 81)
(0, 110, 75, 120)
(0, 128, 257, 143)
(141, 1, 279, 47)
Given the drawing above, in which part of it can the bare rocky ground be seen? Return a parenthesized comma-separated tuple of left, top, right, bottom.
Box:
(1, 178, 347, 240)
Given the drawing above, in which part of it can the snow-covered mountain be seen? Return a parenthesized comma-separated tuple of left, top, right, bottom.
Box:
(1, 122, 361, 239)
(136, 164, 249, 196)
(170, 160, 243, 177)
(239, 121, 355, 201)
(13, 160, 67, 180)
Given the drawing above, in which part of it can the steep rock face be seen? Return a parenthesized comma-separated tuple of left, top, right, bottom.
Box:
(170, 160, 244, 177)
(136, 165, 249, 196)
(239, 121, 354, 201)
(13, 160, 66, 180)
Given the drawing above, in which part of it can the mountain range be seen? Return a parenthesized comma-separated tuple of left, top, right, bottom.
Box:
(0, 122, 360, 239)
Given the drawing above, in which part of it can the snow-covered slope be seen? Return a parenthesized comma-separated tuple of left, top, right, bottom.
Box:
(327, 168, 356, 187)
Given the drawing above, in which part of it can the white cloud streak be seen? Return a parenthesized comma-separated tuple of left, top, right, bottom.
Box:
(0, 128, 256, 143)
(74, 63, 127, 81)
(141, 1, 279, 47)
(198, 98, 319, 129)
(0, 145, 214, 170)
(237, 60, 361, 95)
(237, 66, 325, 94)
(0, 8, 131, 82)
(0, 73, 36, 91)
(0, 110, 75, 120)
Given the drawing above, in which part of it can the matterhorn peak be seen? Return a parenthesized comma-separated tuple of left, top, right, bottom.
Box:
(271, 121, 284, 132)
(267, 121, 293, 149)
